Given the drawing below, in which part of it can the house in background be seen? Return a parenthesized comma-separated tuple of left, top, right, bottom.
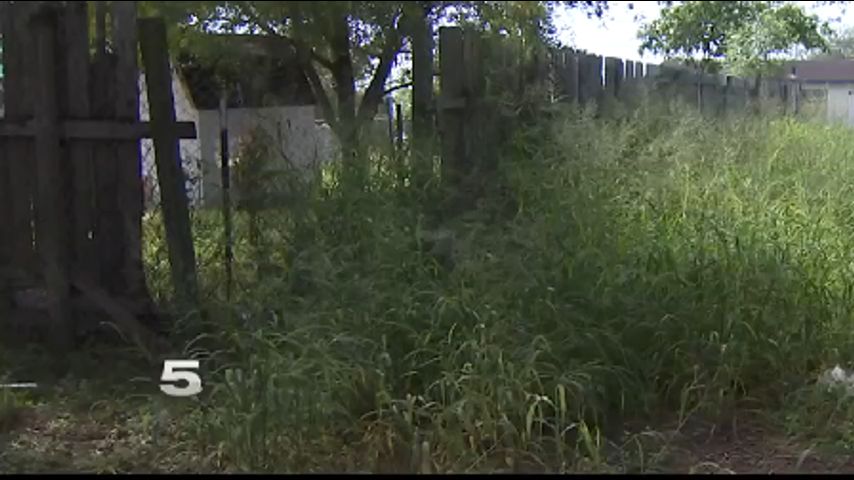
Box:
(144, 34, 342, 210)
(786, 59, 854, 127)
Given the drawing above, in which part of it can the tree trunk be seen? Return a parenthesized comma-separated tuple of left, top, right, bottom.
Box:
(291, 13, 404, 190)
(328, 13, 364, 188)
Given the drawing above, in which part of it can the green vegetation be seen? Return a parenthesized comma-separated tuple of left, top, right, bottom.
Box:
(5, 0, 854, 473)
(76, 103, 854, 471)
(639, 1, 831, 75)
(6, 97, 854, 472)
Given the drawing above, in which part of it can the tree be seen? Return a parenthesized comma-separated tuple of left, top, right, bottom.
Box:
(639, 1, 830, 75)
(142, 1, 607, 185)
(811, 26, 854, 59)
(143, 1, 410, 185)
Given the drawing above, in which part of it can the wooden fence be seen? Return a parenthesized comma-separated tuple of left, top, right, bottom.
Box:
(551, 50, 801, 116)
(432, 27, 804, 208)
(0, 1, 197, 358)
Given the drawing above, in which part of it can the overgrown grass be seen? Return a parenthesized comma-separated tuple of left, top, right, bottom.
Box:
(141, 103, 854, 472)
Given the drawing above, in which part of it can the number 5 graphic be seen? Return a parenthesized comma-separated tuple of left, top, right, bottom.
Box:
(160, 360, 203, 397)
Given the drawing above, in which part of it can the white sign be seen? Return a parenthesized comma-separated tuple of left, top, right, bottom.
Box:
(159, 360, 203, 397)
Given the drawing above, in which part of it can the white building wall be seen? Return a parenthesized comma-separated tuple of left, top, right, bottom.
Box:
(824, 83, 854, 127)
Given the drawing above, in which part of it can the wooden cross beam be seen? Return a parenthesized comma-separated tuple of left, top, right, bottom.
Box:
(0, 119, 197, 140)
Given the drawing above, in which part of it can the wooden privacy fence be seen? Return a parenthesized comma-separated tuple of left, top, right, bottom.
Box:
(0, 1, 197, 356)
(433, 27, 804, 204)
(550, 50, 802, 116)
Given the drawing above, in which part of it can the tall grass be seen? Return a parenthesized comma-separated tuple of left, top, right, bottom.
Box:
(143, 103, 854, 472)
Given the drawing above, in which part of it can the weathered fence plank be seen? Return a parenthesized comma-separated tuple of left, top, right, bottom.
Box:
(555, 49, 578, 103)
(0, 119, 196, 139)
(410, 4, 434, 188)
(138, 16, 199, 308)
(0, 2, 198, 353)
(32, 7, 73, 352)
(5, 3, 38, 286)
(91, 3, 122, 293)
(63, 1, 97, 282)
(439, 27, 465, 189)
(0, 2, 11, 273)
(604, 57, 623, 99)
(578, 54, 602, 105)
(112, 1, 149, 305)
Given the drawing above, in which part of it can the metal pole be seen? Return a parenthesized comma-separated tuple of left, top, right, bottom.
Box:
(220, 90, 233, 301)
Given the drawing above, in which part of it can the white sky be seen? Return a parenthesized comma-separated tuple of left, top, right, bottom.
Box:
(552, 1, 854, 65)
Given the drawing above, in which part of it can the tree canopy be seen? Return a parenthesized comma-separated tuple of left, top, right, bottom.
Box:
(639, 1, 831, 75)
(140, 0, 607, 164)
(811, 26, 854, 59)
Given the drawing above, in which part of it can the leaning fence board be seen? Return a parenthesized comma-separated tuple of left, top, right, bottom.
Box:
(139, 16, 199, 308)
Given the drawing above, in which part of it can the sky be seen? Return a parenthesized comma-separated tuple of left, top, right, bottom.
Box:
(552, 1, 854, 65)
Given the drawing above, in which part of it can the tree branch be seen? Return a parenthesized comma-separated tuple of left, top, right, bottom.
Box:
(311, 50, 335, 70)
(295, 45, 338, 132)
(248, 13, 336, 70)
(357, 26, 404, 125)
(384, 82, 413, 95)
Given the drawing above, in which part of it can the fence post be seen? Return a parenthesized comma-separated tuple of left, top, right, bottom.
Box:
(139, 17, 199, 309)
(410, 4, 434, 189)
(793, 81, 801, 115)
(723, 75, 732, 116)
(439, 26, 465, 192)
(396, 103, 404, 154)
(219, 92, 233, 302)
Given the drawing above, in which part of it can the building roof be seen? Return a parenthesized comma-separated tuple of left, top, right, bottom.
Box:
(175, 34, 316, 110)
(786, 59, 854, 83)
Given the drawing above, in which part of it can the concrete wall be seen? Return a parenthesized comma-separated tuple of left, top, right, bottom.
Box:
(197, 105, 338, 209)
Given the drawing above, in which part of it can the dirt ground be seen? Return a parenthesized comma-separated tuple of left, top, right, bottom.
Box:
(655, 419, 854, 474)
(3, 397, 854, 474)
(2, 344, 853, 474)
